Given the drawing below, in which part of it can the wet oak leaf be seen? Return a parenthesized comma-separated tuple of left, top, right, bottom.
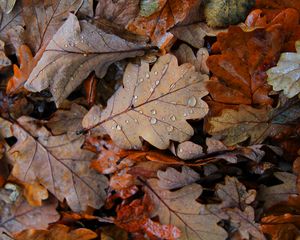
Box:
(127, 0, 198, 48)
(145, 179, 228, 240)
(0, 0, 16, 14)
(84, 54, 209, 150)
(258, 172, 299, 209)
(267, 40, 300, 98)
(206, 25, 284, 106)
(25, 14, 146, 107)
(14, 224, 97, 240)
(8, 116, 108, 212)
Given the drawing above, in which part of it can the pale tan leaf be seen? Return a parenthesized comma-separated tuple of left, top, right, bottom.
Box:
(145, 179, 228, 240)
(258, 172, 298, 209)
(25, 14, 146, 107)
(0, 0, 16, 14)
(8, 116, 108, 212)
(176, 141, 204, 160)
(174, 44, 209, 74)
(157, 166, 200, 190)
(83, 54, 209, 150)
(267, 40, 300, 98)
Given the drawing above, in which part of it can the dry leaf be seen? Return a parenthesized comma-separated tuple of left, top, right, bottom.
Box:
(157, 166, 200, 190)
(175, 140, 204, 160)
(95, 0, 139, 27)
(127, 0, 198, 48)
(0, 191, 59, 237)
(25, 14, 146, 106)
(0, 0, 16, 14)
(14, 224, 97, 240)
(0, 40, 11, 70)
(145, 179, 228, 240)
(8, 116, 108, 212)
(258, 172, 298, 209)
(174, 44, 209, 74)
(83, 54, 209, 150)
(267, 40, 300, 98)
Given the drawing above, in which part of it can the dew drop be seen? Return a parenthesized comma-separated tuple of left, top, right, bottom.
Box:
(111, 126, 115, 130)
(179, 148, 183, 153)
(134, 95, 138, 100)
(139, 78, 144, 82)
(70, 77, 74, 81)
(167, 126, 174, 132)
(169, 83, 176, 90)
(151, 109, 157, 115)
(150, 117, 157, 125)
(187, 96, 197, 107)
(70, 43, 75, 47)
(183, 113, 188, 117)
(150, 87, 154, 93)
(64, 44, 68, 48)
(154, 71, 158, 75)
(146, 73, 150, 78)
(116, 125, 122, 131)
(125, 120, 129, 124)
(189, 109, 194, 114)
(170, 115, 176, 121)
(155, 80, 160, 86)
(134, 119, 138, 123)
(83, 53, 87, 57)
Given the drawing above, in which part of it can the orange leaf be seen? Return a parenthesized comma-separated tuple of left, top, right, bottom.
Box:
(255, 0, 300, 13)
(127, 0, 198, 48)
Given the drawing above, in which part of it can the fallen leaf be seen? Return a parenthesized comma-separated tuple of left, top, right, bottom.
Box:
(206, 25, 284, 107)
(175, 140, 204, 160)
(109, 174, 135, 191)
(127, 0, 198, 48)
(25, 14, 146, 106)
(0, 40, 11, 70)
(204, 0, 255, 27)
(267, 40, 300, 98)
(174, 44, 209, 74)
(0, 190, 59, 237)
(144, 179, 228, 240)
(23, 182, 48, 207)
(157, 166, 200, 190)
(83, 54, 209, 150)
(0, 0, 16, 14)
(14, 224, 97, 240)
(207, 99, 300, 145)
(258, 172, 298, 209)
(95, 0, 139, 27)
(8, 116, 108, 212)
(255, 0, 300, 13)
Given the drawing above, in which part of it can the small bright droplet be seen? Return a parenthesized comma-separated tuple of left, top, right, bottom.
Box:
(64, 44, 68, 48)
(139, 110, 143, 114)
(187, 96, 197, 107)
(150, 87, 154, 93)
(139, 78, 144, 82)
(167, 126, 174, 132)
(116, 125, 122, 131)
(189, 109, 194, 114)
(151, 109, 156, 115)
(184, 113, 188, 117)
(154, 71, 158, 75)
(179, 148, 183, 153)
(146, 73, 150, 78)
(83, 53, 87, 57)
(150, 117, 157, 124)
(111, 126, 115, 130)
(70, 77, 74, 81)
(134, 119, 138, 123)
(125, 120, 129, 124)
(170, 115, 176, 121)
(155, 80, 160, 85)
(134, 95, 138, 100)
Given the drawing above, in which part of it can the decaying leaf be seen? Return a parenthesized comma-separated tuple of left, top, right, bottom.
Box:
(8, 116, 108, 212)
(84, 54, 209, 150)
(255, 0, 300, 13)
(258, 172, 298, 209)
(267, 40, 300, 98)
(127, 0, 198, 48)
(157, 166, 200, 190)
(23, 182, 48, 207)
(0, 40, 11, 70)
(25, 14, 146, 106)
(14, 224, 97, 240)
(145, 179, 228, 240)
(0, 190, 59, 237)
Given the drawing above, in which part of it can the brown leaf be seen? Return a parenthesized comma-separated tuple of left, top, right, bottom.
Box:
(14, 224, 97, 240)
(127, 0, 198, 48)
(175, 140, 204, 160)
(0, 0, 16, 14)
(95, 0, 139, 28)
(25, 14, 146, 106)
(255, 0, 300, 13)
(8, 116, 108, 212)
(0, 188, 59, 237)
(157, 166, 200, 190)
(258, 172, 298, 209)
(83, 54, 209, 150)
(23, 182, 48, 207)
(144, 179, 228, 240)
(0, 40, 11, 70)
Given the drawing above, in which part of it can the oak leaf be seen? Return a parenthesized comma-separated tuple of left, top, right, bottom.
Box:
(267, 40, 300, 98)
(0, 40, 11, 70)
(255, 0, 300, 13)
(0, 0, 16, 14)
(206, 25, 284, 107)
(145, 179, 228, 240)
(83, 54, 209, 150)
(127, 0, 198, 48)
(14, 224, 97, 240)
(25, 14, 146, 107)
(8, 116, 108, 212)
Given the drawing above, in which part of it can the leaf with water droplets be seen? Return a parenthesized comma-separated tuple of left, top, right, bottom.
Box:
(83, 54, 209, 150)
(25, 14, 146, 107)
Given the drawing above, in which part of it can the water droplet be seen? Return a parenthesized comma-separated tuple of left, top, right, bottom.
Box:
(179, 148, 183, 153)
(155, 80, 160, 85)
(189, 109, 194, 114)
(111, 126, 115, 130)
(125, 120, 129, 124)
(154, 71, 158, 75)
(70, 43, 75, 47)
(79, 64, 83, 68)
(116, 125, 122, 131)
(183, 113, 188, 117)
(81, 36, 84, 39)
(64, 44, 68, 48)
(170, 115, 176, 121)
(81, 39, 84, 43)
(151, 109, 156, 115)
(139, 78, 144, 82)
(139, 110, 143, 114)
(162, 65, 168, 75)
(167, 126, 174, 132)
(187, 96, 197, 107)
(83, 53, 87, 57)
(150, 117, 157, 125)
(146, 73, 150, 78)
(70, 77, 74, 81)
(134, 95, 138, 100)
(134, 119, 138, 123)
(150, 87, 154, 93)
(169, 83, 176, 90)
